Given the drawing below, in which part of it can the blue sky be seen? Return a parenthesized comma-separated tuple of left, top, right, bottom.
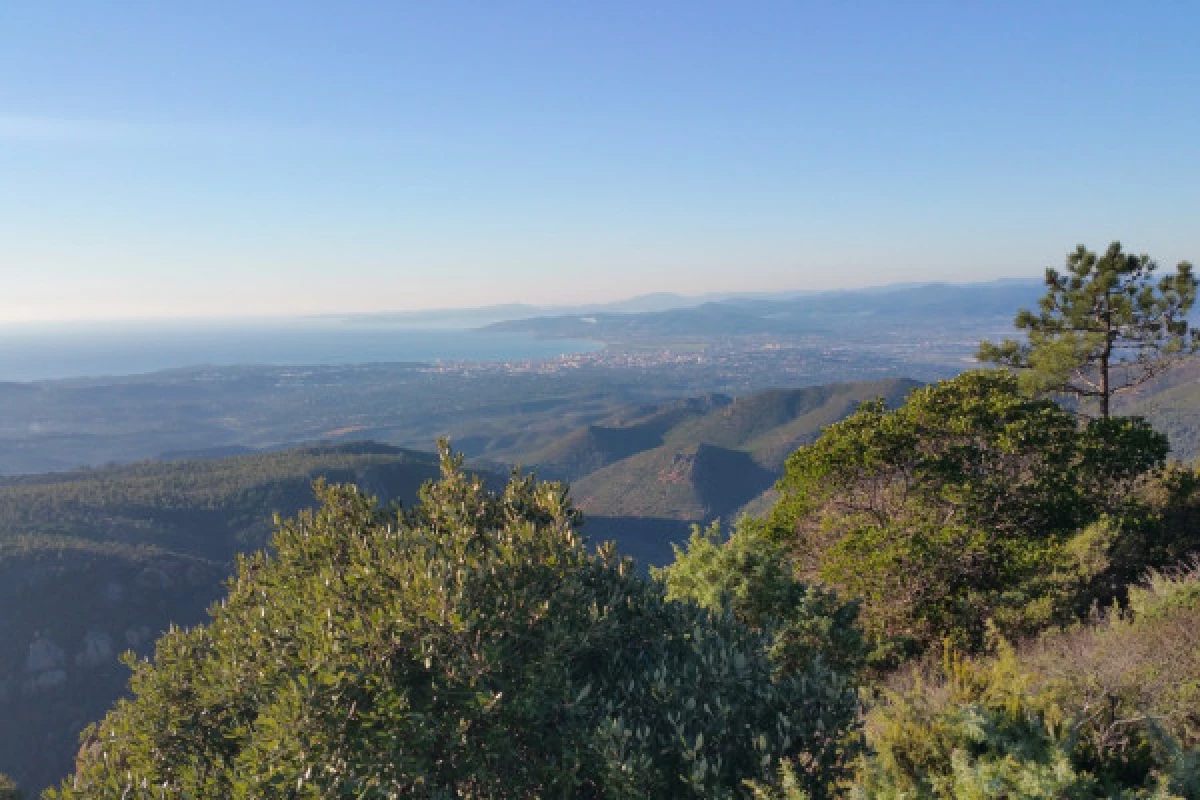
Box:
(1, 2, 1197, 321)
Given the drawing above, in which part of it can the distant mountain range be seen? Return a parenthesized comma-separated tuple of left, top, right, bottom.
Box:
(320, 279, 1043, 333)
(319, 291, 725, 329)
(482, 280, 1045, 339)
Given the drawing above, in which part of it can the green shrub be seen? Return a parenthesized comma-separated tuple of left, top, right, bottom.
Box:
(770, 370, 1168, 659)
(854, 643, 1103, 799)
(1022, 565, 1200, 793)
(655, 517, 866, 678)
(852, 566, 1200, 799)
(54, 446, 860, 799)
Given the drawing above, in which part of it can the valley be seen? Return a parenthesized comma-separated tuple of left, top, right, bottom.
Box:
(0, 376, 918, 789)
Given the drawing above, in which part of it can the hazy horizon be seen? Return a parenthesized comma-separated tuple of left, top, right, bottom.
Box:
(0, 275, 1040, 326)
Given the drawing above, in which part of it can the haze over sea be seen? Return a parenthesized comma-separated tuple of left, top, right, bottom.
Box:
(0, 320, 601, 382)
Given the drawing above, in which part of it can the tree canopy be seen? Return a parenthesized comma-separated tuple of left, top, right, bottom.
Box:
(665, 369, 1199, 797)
(55, 446, 861, 799)
(978, 241, 1196, 417)
(767, 371, 1167, 659)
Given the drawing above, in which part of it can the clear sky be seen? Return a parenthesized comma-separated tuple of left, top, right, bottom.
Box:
(1, 2, 1198, 321)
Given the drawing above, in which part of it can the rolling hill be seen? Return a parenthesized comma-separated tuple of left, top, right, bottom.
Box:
(520, 394, 732, 481)
(556, 378, 918, 524)
(571, 443, 775, 520)
(0, 377, 922, 792)
(1116, 358, 1200, 463)
(484, 281, 1042, 340)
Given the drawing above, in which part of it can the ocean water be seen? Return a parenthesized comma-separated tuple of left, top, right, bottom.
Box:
(0, 321, 601, 382)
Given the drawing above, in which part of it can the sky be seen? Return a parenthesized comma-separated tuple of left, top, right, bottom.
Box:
(1, 2, 1198, 322)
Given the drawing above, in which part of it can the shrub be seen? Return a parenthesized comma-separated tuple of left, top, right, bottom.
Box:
(852, 565, 1200, 799)
(1022, 564, 1200, 792)
(54, 446, 860, 799)
(655, 517, 866, 678)
(770, 370, 1168, 659)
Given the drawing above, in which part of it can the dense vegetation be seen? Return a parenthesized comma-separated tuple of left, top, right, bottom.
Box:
(0, 444, 450, 793)
(765, 370, 1172, 660)
(54, 389, 1200, 796)
(2, 382, 927, 792)
(979, 241, 1196, 419)
(27, 354, 1200, 796)
(55, 450, 862, 798)
(12, 255, 1200, 795)
(851, 566, 1200, 798)
(664, 370, 1200, 796)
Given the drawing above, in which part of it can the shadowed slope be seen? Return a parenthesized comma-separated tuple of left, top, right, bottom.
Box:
(523, 394, 731, 480)
(0, 443, 460, 793)
(557, 379, 919, 524)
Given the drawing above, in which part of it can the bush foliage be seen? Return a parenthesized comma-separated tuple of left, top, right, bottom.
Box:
(656, 518, 866, 679)
(55, 446, 860, 799)
(49, 369, 1200, 797)
(855, 566, 1200, 798)
(664, 369, 1200, 797)
(769, 370, 1169, 658)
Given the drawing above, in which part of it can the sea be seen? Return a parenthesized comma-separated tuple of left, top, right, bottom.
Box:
(0, 320, 602, 382)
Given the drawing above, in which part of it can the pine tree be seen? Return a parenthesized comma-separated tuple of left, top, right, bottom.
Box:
(979, 241, 1196, 418)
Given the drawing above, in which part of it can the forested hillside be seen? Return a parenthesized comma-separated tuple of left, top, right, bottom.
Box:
(1119, 358, 1200, 462)
(0, 444, 450, 793)
(543, 379, 916, 523)
(8, 287, 1200, 795)
(0, 378, 921, 792)
(51, 399, 1200, 796)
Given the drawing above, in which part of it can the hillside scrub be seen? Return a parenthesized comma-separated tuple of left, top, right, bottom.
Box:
(666, 367, 1200, 796)
(55, 446, 861, 799)
(853, 565, 1200, 798)
(745, 567, 1200, 798)
(767, 370, 1170, 661)
(656, 518, 867, 680)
